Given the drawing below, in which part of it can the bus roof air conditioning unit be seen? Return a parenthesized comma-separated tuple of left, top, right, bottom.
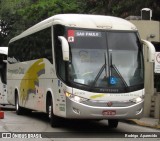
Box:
(141, 8, 152, 20)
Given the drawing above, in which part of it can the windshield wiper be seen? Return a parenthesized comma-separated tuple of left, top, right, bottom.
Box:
(90, 64, 105, 88)
(89, 52, 128, 90)
(90, 53, 107, 88)
(110, 52, 128, 88)
(111, 64, 128, 88)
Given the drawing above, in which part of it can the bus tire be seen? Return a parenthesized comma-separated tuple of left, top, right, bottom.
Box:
(48, 98, 61, 127)
(108, 119, 118, 128)
(15, 94, 24, 115)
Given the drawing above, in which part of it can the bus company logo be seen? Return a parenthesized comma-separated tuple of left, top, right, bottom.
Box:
(107, 101, 113, 107)
(68, 36, 74, 42)
(68, 30, 75, 42)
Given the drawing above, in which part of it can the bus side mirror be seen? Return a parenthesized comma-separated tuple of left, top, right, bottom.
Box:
(141, 39, 155, 62)
(58, 36, 70, 61)
(3, 60, 7, 63)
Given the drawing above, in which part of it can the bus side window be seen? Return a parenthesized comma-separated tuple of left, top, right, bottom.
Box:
(29, 28, 52, 63)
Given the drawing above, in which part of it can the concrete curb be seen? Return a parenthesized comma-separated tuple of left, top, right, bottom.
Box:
(126, 119, 160, 129)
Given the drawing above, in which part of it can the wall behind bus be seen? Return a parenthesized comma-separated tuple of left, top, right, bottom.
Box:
(130, 20, 160, 118)
(130, 20, 160, 42)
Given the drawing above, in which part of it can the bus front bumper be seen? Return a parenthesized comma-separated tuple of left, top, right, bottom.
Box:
(66, 98, 143, 119)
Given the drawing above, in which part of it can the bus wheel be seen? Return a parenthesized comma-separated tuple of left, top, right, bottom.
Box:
(108, 119, 118, 128)
(15, 95, 24, 115)
(48, 99, 61, 127)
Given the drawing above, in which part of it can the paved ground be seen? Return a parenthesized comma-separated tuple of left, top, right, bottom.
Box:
(0, 105, 159, 141)
(127, 118, 160, 129)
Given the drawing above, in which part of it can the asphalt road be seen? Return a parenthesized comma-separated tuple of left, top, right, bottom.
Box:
(0, 106, 159, 141)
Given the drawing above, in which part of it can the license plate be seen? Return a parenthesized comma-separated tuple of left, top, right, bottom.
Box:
(102, 110, 116, 116)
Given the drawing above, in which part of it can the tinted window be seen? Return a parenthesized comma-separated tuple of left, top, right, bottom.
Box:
(8, 27, 53, 63)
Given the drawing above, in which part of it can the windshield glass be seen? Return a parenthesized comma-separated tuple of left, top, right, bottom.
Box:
(67, 29, 144, 92)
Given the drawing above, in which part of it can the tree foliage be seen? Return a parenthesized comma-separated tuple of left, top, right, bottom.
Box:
(0, 0, 160, 46)
(79, 0, 160, 19)
(17, 0, 79, 29)
(0, 0, 79, 45)
(0, 0, 32, 45)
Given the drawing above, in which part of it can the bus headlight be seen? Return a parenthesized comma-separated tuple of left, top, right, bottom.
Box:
(65, 92, 88, 103)
(129, 96, 143, 103)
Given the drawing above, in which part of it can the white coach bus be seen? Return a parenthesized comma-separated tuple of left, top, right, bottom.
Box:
(7, 14, 155, 128)
(0, 47, 8, 105)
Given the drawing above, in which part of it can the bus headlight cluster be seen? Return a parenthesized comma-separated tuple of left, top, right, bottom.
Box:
(129, 96, 143, 103)
(65, 92, 88, 103)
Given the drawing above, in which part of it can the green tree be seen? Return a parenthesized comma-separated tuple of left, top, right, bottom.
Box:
(0, 0, 79, 46)
(78, 0, 160, 20)
(0, 0, 31, 45)
(0, 0, 160, 46)
(18, 0, 79, 29)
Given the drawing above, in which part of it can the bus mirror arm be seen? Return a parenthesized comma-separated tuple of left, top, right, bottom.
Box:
(58, 36, 70, 61)
(141, 39, 155, 63)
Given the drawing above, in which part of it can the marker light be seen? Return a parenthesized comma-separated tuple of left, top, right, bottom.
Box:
(65, 92, 88, 103)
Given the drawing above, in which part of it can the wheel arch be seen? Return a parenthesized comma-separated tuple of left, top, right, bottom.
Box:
(46, 89, 55, 113)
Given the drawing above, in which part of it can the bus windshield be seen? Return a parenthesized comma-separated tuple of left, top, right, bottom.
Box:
(67, 29, 144, 93)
